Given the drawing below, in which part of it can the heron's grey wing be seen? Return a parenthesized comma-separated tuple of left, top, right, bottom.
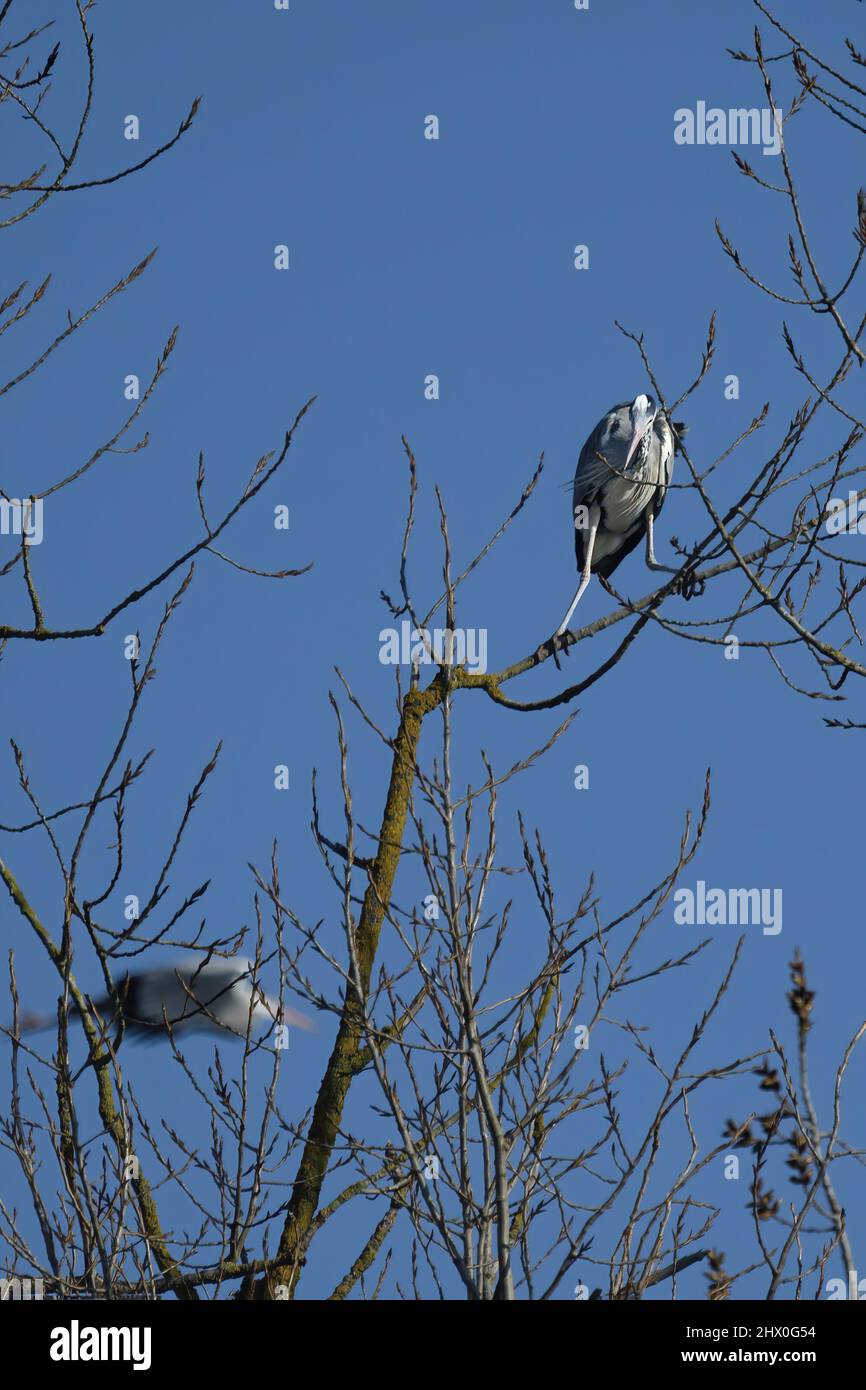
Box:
(86, 971, 180, 1038)
(572, 425, 620, 507)
(124, 969, 202, 1029)
(187, 962, 244, 1001)
(649, 428, 675, 521)
(572, 424, 617, 568)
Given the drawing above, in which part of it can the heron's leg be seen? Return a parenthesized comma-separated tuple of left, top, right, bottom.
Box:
(644, 506, 678, 574)
(556, 511, 599, 636)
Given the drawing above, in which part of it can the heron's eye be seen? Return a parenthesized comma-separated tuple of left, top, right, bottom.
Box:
(609, 421, 619, 435)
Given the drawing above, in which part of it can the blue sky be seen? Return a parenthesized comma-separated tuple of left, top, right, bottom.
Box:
(1, 0, 863, 1300)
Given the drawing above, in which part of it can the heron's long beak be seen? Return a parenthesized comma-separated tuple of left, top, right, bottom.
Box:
(624, 405, 655, 469)
(263, 992, 315, 1032)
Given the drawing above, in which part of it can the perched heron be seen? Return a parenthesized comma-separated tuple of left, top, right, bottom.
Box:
(17, 957, 312, 1042)
(556, 393, 687, 636)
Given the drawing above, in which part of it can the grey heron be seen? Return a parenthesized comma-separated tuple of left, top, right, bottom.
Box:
(17, 957, 312, 1042)
(556, 393, 687, 636)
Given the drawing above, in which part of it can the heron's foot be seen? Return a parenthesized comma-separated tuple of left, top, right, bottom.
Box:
(536, 631, 571, 668)
(673, 566, 705, 601)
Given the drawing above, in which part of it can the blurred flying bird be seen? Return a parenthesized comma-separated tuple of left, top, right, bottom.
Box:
(16, 957, 313, 1042)
(556, 393, 687, 636)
